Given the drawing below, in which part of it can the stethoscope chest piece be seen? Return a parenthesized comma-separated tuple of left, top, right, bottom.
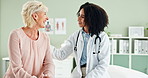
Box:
(74, 46, 77, 51)
(93, 51, 100, 54)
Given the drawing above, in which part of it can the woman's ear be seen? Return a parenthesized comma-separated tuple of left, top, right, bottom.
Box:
(32, 13, 38, 20)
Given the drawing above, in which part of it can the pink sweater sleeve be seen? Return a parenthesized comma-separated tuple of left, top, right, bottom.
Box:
(41, 34, 55, 78)
(8, 31, 37, 78)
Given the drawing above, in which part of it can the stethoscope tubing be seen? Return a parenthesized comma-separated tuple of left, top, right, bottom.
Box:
(74, 30, 101, 54)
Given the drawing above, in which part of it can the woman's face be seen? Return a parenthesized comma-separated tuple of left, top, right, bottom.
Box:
(35, 11, 48, 28)
(77, 9, 86, 27)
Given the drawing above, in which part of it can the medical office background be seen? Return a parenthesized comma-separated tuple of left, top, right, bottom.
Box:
(0, 0, 148, 78)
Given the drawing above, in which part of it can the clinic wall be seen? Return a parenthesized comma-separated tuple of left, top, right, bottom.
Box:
(0, 0, 2, 78)
(1, 0, 148, 77)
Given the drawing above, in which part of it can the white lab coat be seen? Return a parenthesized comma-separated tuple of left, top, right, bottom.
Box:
(52, 29, 110, 78)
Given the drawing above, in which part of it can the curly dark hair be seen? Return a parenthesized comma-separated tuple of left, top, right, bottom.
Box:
(77, 2, 109, 37)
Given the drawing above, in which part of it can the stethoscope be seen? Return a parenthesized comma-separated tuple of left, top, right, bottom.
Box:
(74, 30, 101, 54)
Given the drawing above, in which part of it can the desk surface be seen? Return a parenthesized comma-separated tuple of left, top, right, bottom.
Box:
(2, 57, 9, 61)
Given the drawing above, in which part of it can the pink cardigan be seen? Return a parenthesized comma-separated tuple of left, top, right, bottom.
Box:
(4, 28, 55, 78)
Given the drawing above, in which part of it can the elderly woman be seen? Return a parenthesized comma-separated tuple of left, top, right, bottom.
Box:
(4, 1, 54, 78)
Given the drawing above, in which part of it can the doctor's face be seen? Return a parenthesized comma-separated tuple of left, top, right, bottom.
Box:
(77, 9, 86, 27)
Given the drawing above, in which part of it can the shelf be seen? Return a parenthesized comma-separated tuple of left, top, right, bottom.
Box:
(130, 37, 148, 39)
(111, 53, 129, 55)
(110, 37, 148, 74)
(131, 54, 148, 56)
(109, 37, 148, 39)
(109, 37, 129, 39)
(111, 53, 148, 56)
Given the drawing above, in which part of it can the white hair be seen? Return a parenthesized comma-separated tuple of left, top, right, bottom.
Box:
(21, 0, 48, 28)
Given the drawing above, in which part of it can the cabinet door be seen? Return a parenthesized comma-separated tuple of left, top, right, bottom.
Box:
(113, 55, 129, 68)
(132, 55, 148, 74)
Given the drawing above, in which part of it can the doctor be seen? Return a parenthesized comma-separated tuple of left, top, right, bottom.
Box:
(52, 2, 110, 78)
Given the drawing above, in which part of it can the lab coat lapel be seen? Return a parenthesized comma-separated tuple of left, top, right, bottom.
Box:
(78, 31, 84, 60)
(76, 31, 84, 75)
(86, 35, 97, 73)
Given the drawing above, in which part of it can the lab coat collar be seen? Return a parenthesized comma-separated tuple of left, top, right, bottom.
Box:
(79, 29, 100, 42)
(79, 29, 84, 41)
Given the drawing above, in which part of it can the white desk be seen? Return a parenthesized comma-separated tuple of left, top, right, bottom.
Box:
(2, 57, 9, 77)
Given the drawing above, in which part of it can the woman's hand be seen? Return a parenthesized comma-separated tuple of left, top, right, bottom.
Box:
(39, 74, 50, 78)
(43, 74, 50, 78)
(43, 76, 50, 78)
